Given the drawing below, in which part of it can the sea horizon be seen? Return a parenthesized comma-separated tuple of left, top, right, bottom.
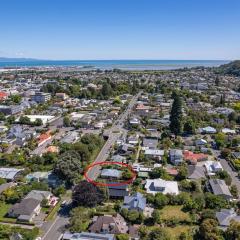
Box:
(0, 59, 230, 71)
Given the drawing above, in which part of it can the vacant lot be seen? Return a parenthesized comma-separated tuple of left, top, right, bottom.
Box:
(160, 205, 191, 222)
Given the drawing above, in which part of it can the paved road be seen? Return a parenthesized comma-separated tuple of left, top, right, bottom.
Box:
(41, 92, 141, 239)
(219, 158, 240, 199)
(42, 200, 71, 240)
(86, 92, 141, 180)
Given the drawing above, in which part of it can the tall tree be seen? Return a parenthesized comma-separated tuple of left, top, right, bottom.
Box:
(170, 93, 183, 135)
(72, 180, 105, 207)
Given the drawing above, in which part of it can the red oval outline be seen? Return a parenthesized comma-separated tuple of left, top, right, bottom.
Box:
(84, 161, 137, 187)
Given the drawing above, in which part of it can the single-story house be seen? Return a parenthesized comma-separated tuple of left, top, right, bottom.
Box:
(145, 178, 179, 195)
(62, 232, 115, 240)
(208, 179, 233, 200)
(216, 209, 240, 230)
(187, 165, 206, 180)
(199, 126, 217, 134)
(0, 168, 24, 181)
(142, 137, 158, 150)
(8, 198, 41, 222)
(144, 149, 164, 161)
(101, 169, 122, 179)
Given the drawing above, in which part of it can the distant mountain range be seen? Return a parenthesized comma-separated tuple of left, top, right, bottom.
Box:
(0, 57, 40, 62)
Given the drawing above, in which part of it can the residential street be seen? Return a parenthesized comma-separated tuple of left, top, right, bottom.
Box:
(219, 158, 240, 199)
(86, 92, 141, 180)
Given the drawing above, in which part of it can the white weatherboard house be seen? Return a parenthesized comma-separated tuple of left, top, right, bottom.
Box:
(145, 178, 179, 195)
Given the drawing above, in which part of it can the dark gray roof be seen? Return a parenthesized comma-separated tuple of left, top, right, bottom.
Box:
(108, 183, 129, 197)
(187, 165, 206, 180)
(216, 209, 240, 227)
(143, 137, 158, 148)
(9, 198, 40, 216)
(209, 179, 232, 198)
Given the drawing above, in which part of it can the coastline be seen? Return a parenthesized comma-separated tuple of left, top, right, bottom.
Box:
(0, 60, 230, 71)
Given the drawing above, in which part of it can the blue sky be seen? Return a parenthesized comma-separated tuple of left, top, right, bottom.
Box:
(0, 0, 240, 60)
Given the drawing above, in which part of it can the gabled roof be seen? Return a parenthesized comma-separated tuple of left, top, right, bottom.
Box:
(122, 192, 146, 211)
(101, 169, 122, 178)
(187, 165, 206, 180)
(209, 179, 232, 198)
(216, 209, 240, 227)
(9, 198, 40, 216)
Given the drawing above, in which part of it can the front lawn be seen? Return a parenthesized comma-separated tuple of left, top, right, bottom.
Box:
(0, 202, 11, 218)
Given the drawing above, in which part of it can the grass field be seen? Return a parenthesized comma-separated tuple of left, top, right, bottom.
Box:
(0, 202, 11, 218)
(165, 225, 196, 239)
(159, 205, 191, 222)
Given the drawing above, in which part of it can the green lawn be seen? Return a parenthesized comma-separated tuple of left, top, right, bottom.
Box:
(0, 202, 17, 223)
(0, 202, 11, 218)
(165, 225, 196, 239)
(159, 205, 191, 222)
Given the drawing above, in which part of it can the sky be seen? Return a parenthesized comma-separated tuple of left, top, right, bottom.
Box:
(0, 0, 240, 60)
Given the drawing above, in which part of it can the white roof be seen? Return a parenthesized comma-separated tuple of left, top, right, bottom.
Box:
(0, 168, 24, 180)
(145, 149, 164, 156)
(16, 115, 55, 124)
(204, 161, 223, 175)
(145, 179, 179, 195)
(222, 128, 236, 134)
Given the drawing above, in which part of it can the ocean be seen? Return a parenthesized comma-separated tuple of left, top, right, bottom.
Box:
(0, 60, 229, 71)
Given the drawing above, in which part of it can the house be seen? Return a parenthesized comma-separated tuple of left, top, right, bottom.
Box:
(135, 104, 150, 116)
(169, 149, 183, 165)
(24, 190, 58, 206)
(142, 137, 158, 150)
(199, 126, 217, 134)
(0, 91, 8, 100)
(60, 131, 80, 144)
(144, 149, 164, 161)
(208, 179, 233, 200)
(0, 168, 24, 181)
(8, 198, 41, 222)
(204, 161, 223, 176)
(89, 214, 128, 234)
(121, 192, 146, 212)
(62, 232, 115, 240)
(101, 169, 122, 179)
(195, 138, 207, 146)
(183, 150, 208, 165)
(111, 155, 126, 163)
(222, 128, 236, 134)
(31, 92, 51, 103)
(108, 183, 130, 198)
(216, 209, 240, 230)
(129, 118, 140, 126)
(187, 165, 206, 180)
(127, 135, 139, 145)
(145, 178, 179, 195)
(56, 93, 69, 100)
(25, 172, 61, 188)
(0, 105, 22, 115)
(37, 131, 52, 146)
